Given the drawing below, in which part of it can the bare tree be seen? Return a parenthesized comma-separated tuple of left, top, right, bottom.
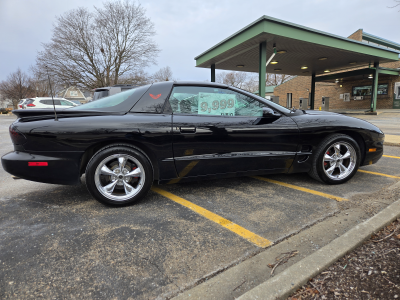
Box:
(152, 66, 174, 82)
(389, 0, 400, 10)
(216, 71, 258, 92)
(118, 69, 151, 85)
(29, 65, 53, 97)
(36, 0, 159, 90)
(265, 73, 294, 86)
(216, 71, 294, 94)
(0, 68, 33, 109)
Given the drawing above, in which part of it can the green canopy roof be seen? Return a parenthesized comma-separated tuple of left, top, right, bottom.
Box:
(195, 16, 400, 76)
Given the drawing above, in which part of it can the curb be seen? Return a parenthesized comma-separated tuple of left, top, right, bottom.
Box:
(237, 198, 400, 300)
(384, 134, 400, 147)
(384, 142, 400, 147)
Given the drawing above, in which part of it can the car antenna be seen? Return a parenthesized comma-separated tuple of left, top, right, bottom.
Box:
(46, 66, 58, 121)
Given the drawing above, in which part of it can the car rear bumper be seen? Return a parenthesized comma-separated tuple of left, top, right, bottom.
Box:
(1, 151, 82, 185)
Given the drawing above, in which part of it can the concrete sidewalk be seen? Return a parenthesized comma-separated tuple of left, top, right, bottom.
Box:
(385, 134, 400, 146)
(330, 109, 400, 115)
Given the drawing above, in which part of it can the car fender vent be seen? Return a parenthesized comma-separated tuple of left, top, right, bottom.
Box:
(297, 145, 312, 163)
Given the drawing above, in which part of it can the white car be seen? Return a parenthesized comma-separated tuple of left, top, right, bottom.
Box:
(18, 99, 27, 109)
(23, 98, 79, 109)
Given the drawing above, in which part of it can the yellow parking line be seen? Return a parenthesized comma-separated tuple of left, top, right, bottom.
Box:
(151, 186, 272, 248)
(383, 155, 400, 159)
(251, 176, 348, 202)
(358, 169, 400, 179)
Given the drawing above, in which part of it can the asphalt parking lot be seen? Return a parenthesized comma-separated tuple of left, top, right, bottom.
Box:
(0, 114, 399, 299)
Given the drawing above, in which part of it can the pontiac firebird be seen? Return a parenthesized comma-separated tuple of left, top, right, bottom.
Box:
(1, 81, 384, 206)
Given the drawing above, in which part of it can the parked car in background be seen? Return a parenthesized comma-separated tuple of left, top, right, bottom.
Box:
(23, 98, 78, 109)
(91, 84, 143, 101)
(18, 99, 27, 109)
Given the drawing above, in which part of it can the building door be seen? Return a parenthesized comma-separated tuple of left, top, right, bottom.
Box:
(286, 93, 292, 108)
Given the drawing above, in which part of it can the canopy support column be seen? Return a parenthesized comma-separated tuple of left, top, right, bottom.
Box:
(259, 41, 267, 98)
(370, 62, 379, 112)
(310, 72, 316, 110)
(211, 64, 215, 82)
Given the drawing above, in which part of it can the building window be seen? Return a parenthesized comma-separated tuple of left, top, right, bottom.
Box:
(352, 84, 388, 96)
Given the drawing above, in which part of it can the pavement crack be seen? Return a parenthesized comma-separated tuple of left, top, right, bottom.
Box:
(140, 256, 179, 289)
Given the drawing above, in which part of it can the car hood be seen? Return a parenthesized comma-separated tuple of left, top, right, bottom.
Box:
(292, 110, 384, 135)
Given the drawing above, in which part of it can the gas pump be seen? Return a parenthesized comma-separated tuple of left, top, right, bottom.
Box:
(394, 82, 400, 109)
(322, 97, 330, 111)
(299, 98, 308, 110)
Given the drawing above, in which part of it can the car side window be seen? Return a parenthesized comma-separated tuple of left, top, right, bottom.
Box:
(60, 100, 72, 106)
(168, 86, 264, 117)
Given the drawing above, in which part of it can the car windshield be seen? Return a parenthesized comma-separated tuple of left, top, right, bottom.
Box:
(70, 87, 140, 110)
(233, 88, 292, 114)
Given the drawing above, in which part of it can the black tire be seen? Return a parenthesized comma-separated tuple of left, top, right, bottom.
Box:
(308, 134, 361, 185)
(85, 145, 153, 206)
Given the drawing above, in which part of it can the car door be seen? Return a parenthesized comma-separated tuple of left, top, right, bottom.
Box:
(169, 85, 300, 178)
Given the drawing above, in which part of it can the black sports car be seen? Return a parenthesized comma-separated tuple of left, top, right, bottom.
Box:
(2, 81, 384, 206)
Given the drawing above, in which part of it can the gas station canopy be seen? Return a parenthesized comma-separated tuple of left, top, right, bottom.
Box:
(195, 15, 399, 76)
(194, 15, 400, 111)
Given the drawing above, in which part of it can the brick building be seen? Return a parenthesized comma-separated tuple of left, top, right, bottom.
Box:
(274, 29, 400, 110)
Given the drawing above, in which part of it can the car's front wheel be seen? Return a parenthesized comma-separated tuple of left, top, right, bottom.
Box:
(308, 134, 361, 184)
(85, 146, 153, 206)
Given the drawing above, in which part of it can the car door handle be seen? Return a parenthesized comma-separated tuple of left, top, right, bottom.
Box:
(180, 126, 196, 133)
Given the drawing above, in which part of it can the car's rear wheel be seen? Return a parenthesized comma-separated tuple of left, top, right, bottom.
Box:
(308, 134, 361, 184)
(85, 146, 153, 206)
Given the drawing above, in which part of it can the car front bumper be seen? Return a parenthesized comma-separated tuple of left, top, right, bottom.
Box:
(360, 132, 384, 166)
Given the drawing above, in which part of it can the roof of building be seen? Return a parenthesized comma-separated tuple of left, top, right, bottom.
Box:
(265, 85, 276, 93)
(195, 15, 400, 76)
(362, 32, 400, 52)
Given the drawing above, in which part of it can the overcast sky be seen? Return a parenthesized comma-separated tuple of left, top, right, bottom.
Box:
(0, 0, 399, 82)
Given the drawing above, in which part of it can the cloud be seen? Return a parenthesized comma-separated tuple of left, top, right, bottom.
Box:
(0, 0, 398, 81)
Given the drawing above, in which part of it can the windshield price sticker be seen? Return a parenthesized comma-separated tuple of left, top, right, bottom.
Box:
(198, 93, 236, 116)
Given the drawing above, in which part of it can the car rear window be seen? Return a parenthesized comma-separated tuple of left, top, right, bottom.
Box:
(70, 85, 151, 112)
(25, 99, 35, 105)
(131, 82, 173, 113)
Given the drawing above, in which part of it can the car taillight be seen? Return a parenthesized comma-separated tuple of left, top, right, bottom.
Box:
(19, 105, 22, 108)
(28, 162, 48, 167)
(9, 125, 27, 145)
(27, 103, 36, 107)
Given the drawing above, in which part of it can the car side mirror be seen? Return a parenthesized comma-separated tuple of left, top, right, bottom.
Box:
(263, 107, 281, 117)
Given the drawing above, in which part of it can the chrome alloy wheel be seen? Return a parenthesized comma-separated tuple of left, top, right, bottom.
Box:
(322, 142, 357, 181)
(94, 154, 145, 201)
